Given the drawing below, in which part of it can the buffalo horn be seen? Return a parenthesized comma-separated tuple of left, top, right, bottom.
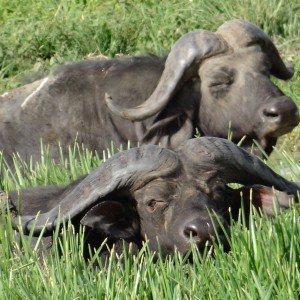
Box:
(179, 137, 299, 196)
(217, 19, 294, 80)
(13, 146, 180, 236)
(105, 30, 228, 121)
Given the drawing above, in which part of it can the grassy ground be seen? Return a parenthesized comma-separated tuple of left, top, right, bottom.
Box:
(1, 0, 300, 91)
(0, 0, 300, 298)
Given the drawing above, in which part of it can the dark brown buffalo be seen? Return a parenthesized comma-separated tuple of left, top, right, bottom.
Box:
(0, 20, 298, 168)
(6, 137, 298, 257)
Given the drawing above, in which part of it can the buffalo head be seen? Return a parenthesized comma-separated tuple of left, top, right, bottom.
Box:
(106, 20, 299, 155)
(9, 137, 299, 257)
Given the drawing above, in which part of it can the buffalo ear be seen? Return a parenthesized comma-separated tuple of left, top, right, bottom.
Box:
(80, 201, 139, 239)
(142, 113, 194, 147)
(141, 82, 197, 147)
(239, 185, 295, 217)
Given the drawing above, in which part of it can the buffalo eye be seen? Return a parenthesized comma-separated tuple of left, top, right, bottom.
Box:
(146, 199, 165, 213)
(209, 84, 231, 100)
(209, 69, 235, 99)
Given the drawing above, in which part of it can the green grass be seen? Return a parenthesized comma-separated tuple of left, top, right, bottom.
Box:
(1, 0, 300, 91)
(0, 181, 299, 298)
(1, 0, 300, 298)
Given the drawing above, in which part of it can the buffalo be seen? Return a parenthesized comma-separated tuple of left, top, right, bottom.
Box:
(5, 137, 299, 258)
(0, 20, 298, 168)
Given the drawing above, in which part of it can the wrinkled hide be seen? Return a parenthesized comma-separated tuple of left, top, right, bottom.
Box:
(0, 20, 299, 168)
(5, 137, 299, 258)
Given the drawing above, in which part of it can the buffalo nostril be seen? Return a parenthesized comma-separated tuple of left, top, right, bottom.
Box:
(263, 108, 279, 119)
(261, 98, 300, 126)
(183, 223, 213, 246)
(184, 225, 199, 239)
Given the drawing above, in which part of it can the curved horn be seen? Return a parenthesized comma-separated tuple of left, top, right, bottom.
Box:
(13, 145, 180, 236)
(217, 19, 294, 80)
(178, 137, 299, 195)
(105, 30, 228, 121)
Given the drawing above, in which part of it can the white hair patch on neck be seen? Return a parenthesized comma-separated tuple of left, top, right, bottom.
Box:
(21, 77, 49, 108)
(1, 92, 9, 98)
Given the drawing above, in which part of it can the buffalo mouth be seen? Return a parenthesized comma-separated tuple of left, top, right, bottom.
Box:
(264, 124, 299, 138)
(253, 122, 299, 155)
(236, 136, 278, 157)
(179, 231, 231, 260)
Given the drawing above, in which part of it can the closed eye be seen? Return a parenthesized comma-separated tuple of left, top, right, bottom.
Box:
(209, 76, 233, 87)
(209, 73, 233, 93)
(209, 81, 232, 99)
(209, 67, 235, 88)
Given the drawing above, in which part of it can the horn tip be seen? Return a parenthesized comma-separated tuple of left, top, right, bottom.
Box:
(104, 93, 134, 120)
(104, 92, 112, 103)
(286, 61, 295, 76)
